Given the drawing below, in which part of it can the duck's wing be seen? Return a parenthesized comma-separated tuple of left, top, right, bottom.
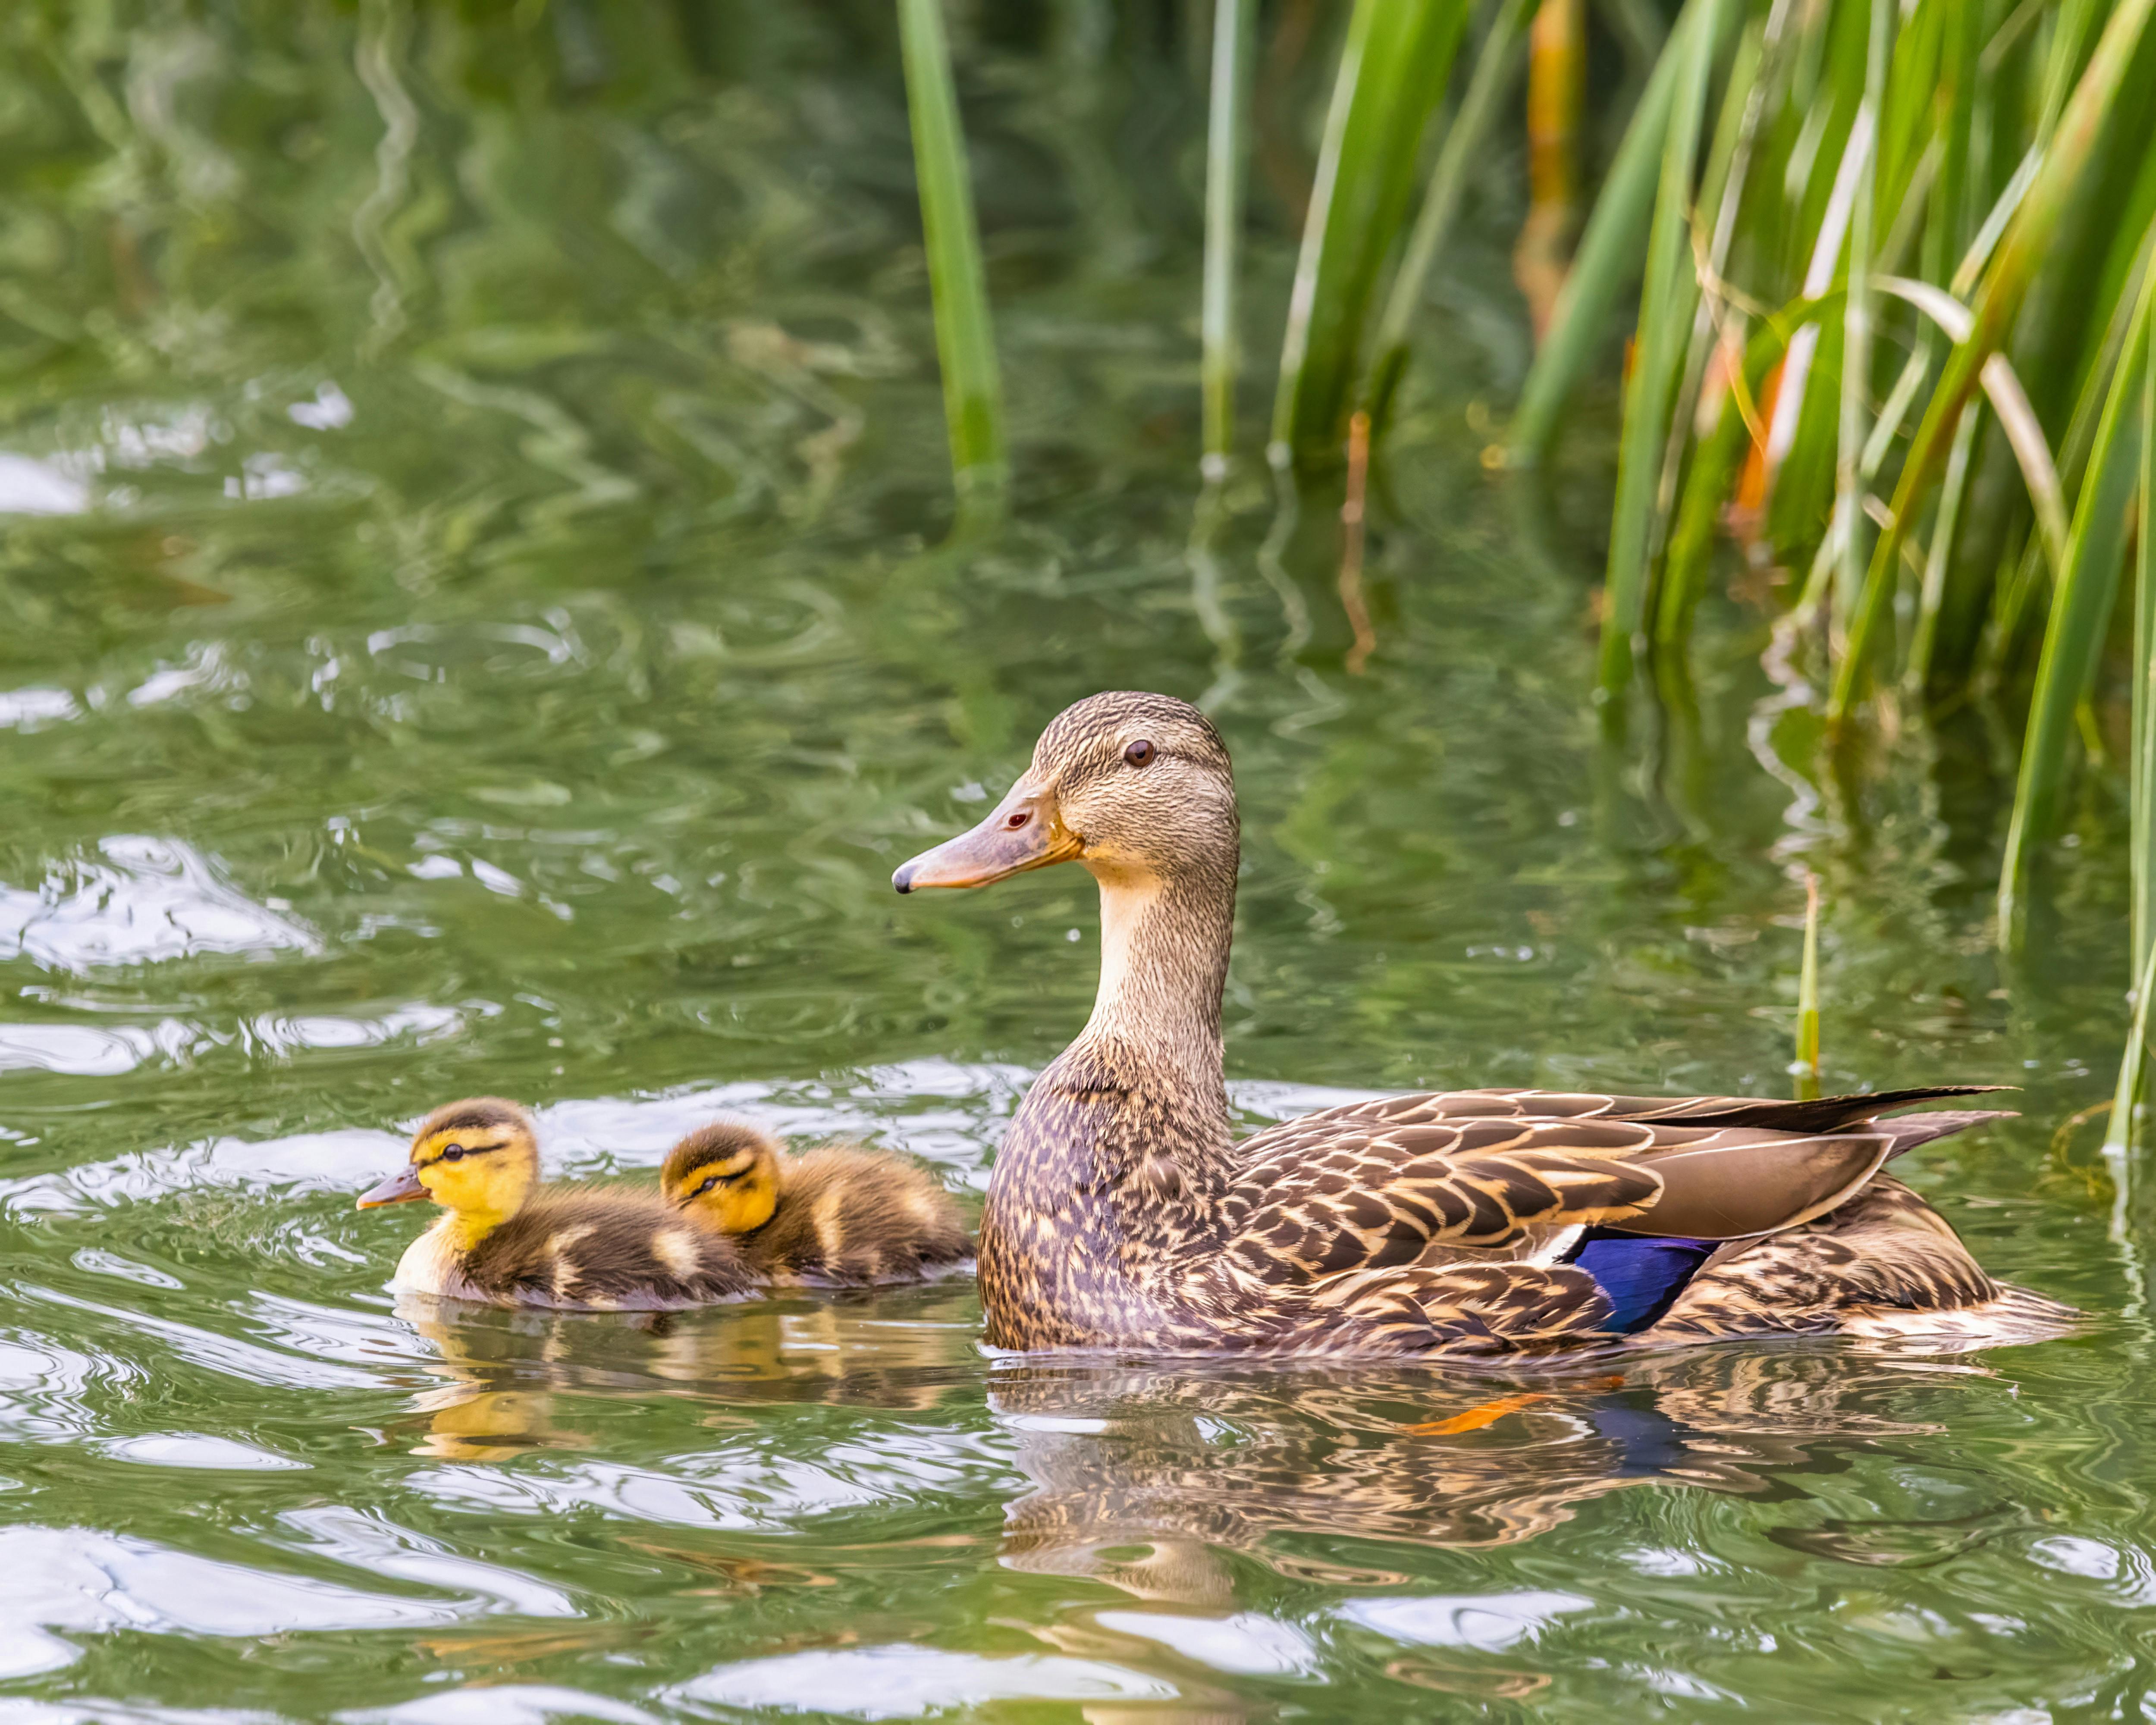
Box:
(1232, 1084, 2004, 1151)
(1218, 1094, 2011, 1287)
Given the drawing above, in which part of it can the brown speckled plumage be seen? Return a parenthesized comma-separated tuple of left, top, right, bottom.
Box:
(663, 1123, 973, 1286)
(895, 692, 2075, 1359)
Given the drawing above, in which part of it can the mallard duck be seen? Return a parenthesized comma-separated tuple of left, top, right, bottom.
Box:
(892, 690, 2074, 1359)
(660, 1121, 973, 1286)
(358, 1098, 754, 1311)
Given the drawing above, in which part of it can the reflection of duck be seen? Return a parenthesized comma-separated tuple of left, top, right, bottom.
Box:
(894, 692, 2075, 1358)
(392, 1285, 982, 1458)
(358, 1098, 753, 1310)
(988, 1349, 1974, 1602)
(661, 1121, 973, 1286)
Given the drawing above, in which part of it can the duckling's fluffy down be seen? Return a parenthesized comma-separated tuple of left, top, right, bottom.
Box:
(406, 1189, 754, 1311)
(745, 1147, 972, 1286)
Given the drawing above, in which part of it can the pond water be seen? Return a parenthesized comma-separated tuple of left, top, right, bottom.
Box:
(0, 4, 2148, 1720)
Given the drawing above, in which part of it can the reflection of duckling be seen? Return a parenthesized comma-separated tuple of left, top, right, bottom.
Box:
(358, 1098, 754, 1311)
(660, 1122, 973, 1287)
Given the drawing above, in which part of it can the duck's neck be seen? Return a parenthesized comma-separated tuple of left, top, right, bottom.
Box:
(439, 1208, 510, 1253)
(438, 1162, 536, 1253)
(979, 850, 1239, 1346)
(1076, 861, 1235, 1087)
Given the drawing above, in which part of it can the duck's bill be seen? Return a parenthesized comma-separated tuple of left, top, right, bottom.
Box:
(357, 1165, 427, 1208)
(893, 788, 1079, 893)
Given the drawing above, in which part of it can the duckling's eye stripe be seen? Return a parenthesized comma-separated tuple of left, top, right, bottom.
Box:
(422, 1141, 503, 1167)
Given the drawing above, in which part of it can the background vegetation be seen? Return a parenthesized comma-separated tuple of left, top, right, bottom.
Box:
(897, 0, 2156, 1139)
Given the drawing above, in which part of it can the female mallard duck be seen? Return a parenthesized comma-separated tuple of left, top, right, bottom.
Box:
(892, 691, 2074, 1359)
(660, 1121, 973, 1286)
(358, 1098, 754, 1311)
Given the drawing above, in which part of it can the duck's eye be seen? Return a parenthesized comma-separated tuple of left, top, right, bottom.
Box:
(1124, 739, 1156, 768)
(1004, 809, 1031, 831)
(439, 1145, 466, 1163)
(694, 1175, 721, 1198)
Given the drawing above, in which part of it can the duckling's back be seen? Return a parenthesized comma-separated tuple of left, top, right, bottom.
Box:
(751, 1148, 972, 1286)
(464, 1189, 754, 1310)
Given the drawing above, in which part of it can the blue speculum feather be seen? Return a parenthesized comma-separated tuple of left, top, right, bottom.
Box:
(1570, 1229, 1718, 1333)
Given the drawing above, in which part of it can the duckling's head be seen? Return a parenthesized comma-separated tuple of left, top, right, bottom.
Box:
(891, 691, 1236, 895)
(357, 1097, 540, 1237)
(662, 1122, 783, 1234)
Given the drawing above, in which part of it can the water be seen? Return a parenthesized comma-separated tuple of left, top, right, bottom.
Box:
(0, 4, 2147, 1719)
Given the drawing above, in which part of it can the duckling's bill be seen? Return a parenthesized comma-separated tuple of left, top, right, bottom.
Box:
(358, 1164, 427, 1207)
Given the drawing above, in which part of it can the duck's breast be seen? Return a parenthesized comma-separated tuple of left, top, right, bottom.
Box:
(391, 1218, 464, 1298)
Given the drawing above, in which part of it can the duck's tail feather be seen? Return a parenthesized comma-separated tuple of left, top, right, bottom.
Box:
(1845, 1278, 2084, 1347)
(1658, 1085, 2012, 1134)
(1873, 1107, 2018, 1159)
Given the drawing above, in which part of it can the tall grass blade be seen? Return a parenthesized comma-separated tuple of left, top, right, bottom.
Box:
(1652, 11, 1770, 585)
(897, 0, 1007, 524)
(1830, 0, 2156, 721)
(1876, 273, 2073, 577)
(1202, 0, 1255, 475)
(1508, 24, 1684, 466)
(1795, 871, 1821, 1102)
(1770, 104, 1876, 605)
(1833, 0, 1892, 624)
(1997, 225, 2156, 944)
(2112, 344, 2156, 1157)
(1906, 404, 1980, 690)
(1597, 0, 1724, 702)
(1365, 0, 1535, 434)
(2136, 341, 2156, 972)
(2109, 942, 2156, 1155)
(1516, 0, 1588, 343)
(1659, 301, 1804, 646)
(1271, 0, 1471, 470)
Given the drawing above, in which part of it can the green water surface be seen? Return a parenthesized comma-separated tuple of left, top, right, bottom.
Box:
(0, 4, 2147, 1720)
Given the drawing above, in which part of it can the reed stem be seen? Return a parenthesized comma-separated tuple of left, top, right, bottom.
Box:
(1365, 0, 1536, 435)
(1202, 0, 1255, 476)
(1795, 871, 1820, 1102)
(897, 0, 1007, 525)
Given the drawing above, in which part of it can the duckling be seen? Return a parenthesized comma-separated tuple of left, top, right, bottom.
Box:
(660, 1121, 973, 1287)
(358, 1098, 754, 1311)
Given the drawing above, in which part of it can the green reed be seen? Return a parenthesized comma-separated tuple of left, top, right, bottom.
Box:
(1363, 0, 1535, 436)
(2110, 347, 2156, 1152)
(896, 0, 1006, 524)
(1270, 0, 1471, 470)
(1200, 0, 1255, 476)
(1796, 872, 1822, 1101)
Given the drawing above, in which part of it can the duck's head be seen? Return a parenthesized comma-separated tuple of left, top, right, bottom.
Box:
(892, 692, 1236, 897)
(662, 1122, 783, 1234)
(358, 1097, 540, 1235)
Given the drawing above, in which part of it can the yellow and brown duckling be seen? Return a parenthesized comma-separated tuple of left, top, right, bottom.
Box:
(660, 1121, 973, 1287)
(358, 1098, 755, 1311)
